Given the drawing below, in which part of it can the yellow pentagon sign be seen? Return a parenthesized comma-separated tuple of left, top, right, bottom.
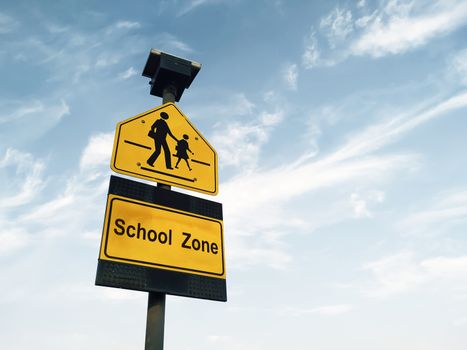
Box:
(111, 103, 218, 195)
(99, 194, 225, 279)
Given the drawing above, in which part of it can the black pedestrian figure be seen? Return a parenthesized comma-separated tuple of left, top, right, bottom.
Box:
(174, 134, 194, 171)
(147, 112, 178, 169)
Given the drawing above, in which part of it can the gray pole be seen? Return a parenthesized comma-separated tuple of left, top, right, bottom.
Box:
(144, 85, 178, 350)
(145, 292, 166, 350)
(142, 49, 200, 350)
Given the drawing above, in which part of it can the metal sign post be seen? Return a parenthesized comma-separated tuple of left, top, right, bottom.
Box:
(144, 50, 201, 350)
(146, 291, 166, 350)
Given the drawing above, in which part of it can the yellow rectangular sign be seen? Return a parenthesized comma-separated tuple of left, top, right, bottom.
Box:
(99, 194, 225, 278)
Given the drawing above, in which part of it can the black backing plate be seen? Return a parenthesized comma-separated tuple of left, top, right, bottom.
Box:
(95, 175, 226, 302)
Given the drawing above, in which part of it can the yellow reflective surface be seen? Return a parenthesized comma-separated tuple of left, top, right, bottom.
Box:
(99, 194, 225, 278)
(111, 103, 218, 195)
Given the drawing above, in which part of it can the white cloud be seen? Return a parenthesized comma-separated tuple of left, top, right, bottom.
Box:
(221, 90, 467, 270)
(399, 189, 467, 236)
(177, 0, 230, 17)
(310, 304, 354, 315)
(97, 287, 144, 301)
(282, 63, 298, 90)
(0, 100, 43, 124)
(20, 132, 112, 237)
(104, 20, 141, 36)
(0, 99, 70, 146)
(350, 190, 385, 218)
(156, 32, 194, 54)
(304, 122, 321, 157)
(115, 20, 141, 30)
(282, 304, 354, 316)
(45, 23, 69, 34)
(421, 256, 467, 276)
(79, 133, 114, 173)
(363, 251, 428, 297)
(328, 90, 467, 163)
(352, 0, 467, 57)
(203, 335, 262, 350)
(448, 48, 467, 86)
(350, 193, 371, 218)
(0, 148, 46, 208)
(320, 7, 354, 48)
(220, 151, 415, 270)
(72, 64, 91, 83)
(355, 10, 378, 29)
(302, 30, 320, 69)
(0, 229, 31, 256)
(211, 109, 283, 169)
(207, 335, 232, 344)
(178, 0, 209, 16)
(0, 148, 47, 255)
(14, 22, 145, 86)
(363, 251, 467, 298)
(20, 194, 75, 226)
(0, 12, 18, 34)
(118, 66, 137, 80)
(228, 237, 292, 270)
(94, 55, 120, 69)
(206, 93, 255, 118)
(304, 1, 467, 69)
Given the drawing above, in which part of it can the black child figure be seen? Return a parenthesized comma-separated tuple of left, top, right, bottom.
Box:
(175, 134, 194, 171)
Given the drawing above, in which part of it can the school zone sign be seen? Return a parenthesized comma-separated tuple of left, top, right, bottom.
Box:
(110, 103, 218, 195)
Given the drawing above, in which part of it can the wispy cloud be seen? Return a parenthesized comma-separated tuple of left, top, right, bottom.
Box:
(320, 7, 353, 49)
(118, 66, 137, 80)
(104, 20, 141, 35)
(351, 0, 467, 57)
(363, 251, 467, 298)
(350, 190, 385, 218)
(303, 0, 467, 68)
(0, 228, 31, 256)
(399, 189, 467, 236)
(176, 0, 229, 17)
(302, 30, 321, 69)
(281, 304, 354, 317)
(79, 133, 114, 174)
(0, 148, 46, 209)
(9, 20, 145, 85)
(115, 20, 141, 30)
(282, 63, 298, 90)
(0, 148, 47, 256)
(448, 48, 467, 86)
(0, 12, 18, 34)
(211, 108, 283, 170)
(195, 93, 255, 121)
(0, 100, 44, 124)
(221, 90, 467, 270)
(0, 99, 69, 146)
(20, 132, 113, 237)
(327, 90, 467, 163)
(363, 251, 428, 297)
(357, 0, 366, 9)
(155, 33, 194, 54)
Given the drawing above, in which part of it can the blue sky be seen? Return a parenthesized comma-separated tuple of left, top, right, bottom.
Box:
(1, 0, 467, 349)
